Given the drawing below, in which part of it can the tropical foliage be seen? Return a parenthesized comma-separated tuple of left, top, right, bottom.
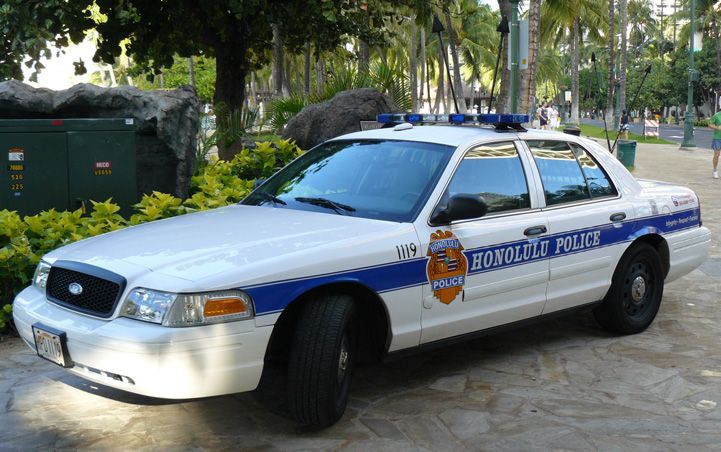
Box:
(4, 0, 721, 137)
(0, 139, 302, 329)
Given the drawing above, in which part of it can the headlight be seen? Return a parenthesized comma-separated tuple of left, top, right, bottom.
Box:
(120, 288, 254, 326)
(121, 288, 177, 324)
(164, 290, 254, 327)
(32, 261, 52, 291)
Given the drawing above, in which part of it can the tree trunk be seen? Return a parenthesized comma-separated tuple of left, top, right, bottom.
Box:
(497, 0, 511, 114)
(272, 24, 284, 96)
(316, 57, 325, 92)
(427, 58, 433, 113)
(445, 10, 465, 112)
(250, 72, 257, 108)
(520, 0, 540, 115)
(283, 55, 292, 96)
(304, 43, 311, 95)
(214, 42, 248, 160)
(188, 56, 195, 87)
(619, 0, 628, 112)
(571, 18, 580, 124)
(420, 28, 427, 110)
(359, 9, 371, 73)
(410, 17, 418, 111)
(606, 0, 615, 125)
(294, 55, 302, 94)
(437, 42, 447, 113)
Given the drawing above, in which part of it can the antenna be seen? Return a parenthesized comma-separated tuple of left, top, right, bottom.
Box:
(432, 15, 460, 114)
(488, 16, 509, 114)
(591, 52, 613, 153)
(609, 64, 653, 153)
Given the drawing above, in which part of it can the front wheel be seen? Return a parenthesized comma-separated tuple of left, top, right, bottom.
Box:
(287, 293, 356, 427)
(593, 243, 664, 334)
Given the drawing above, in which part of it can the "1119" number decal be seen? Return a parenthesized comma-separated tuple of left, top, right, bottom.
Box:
(395, 243, 418, 260)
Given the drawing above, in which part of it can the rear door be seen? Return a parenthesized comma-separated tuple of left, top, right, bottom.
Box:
(523, 139, 633, 314)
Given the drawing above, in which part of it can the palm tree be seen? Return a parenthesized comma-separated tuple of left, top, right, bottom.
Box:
(458, 3, 499, 112)
(497, 0, 511, 113)
(443, 8, 465, 112)
(607, 0, 616, 125)
(521, 0, 541, 116)
(541, 0, 605, 124)
(628, 0, 656, 59)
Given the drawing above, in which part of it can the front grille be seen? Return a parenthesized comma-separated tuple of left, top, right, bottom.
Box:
(46, 262, 126, 318)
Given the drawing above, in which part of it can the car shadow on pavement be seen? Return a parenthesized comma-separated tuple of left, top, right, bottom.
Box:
(51, 308, 610, 426)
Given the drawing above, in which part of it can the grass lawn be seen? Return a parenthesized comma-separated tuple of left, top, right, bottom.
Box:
(572, 123, 673, 145)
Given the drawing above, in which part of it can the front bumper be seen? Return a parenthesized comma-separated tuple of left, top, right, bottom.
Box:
(13, 286, 272, 399)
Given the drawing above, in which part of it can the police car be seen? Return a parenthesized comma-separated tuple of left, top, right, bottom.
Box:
(13, 113, 710, 427)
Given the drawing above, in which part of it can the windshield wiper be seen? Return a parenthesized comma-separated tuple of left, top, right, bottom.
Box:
(294, 197, 356, 213)
(255, 191, 286, 205)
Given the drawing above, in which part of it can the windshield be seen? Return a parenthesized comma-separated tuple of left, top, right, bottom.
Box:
(242, 139, 454, 222)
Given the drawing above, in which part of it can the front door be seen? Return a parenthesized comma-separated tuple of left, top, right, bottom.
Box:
(418, 141, 550, 344)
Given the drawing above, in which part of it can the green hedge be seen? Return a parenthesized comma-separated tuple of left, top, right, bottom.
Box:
(0, 139, 302, 330)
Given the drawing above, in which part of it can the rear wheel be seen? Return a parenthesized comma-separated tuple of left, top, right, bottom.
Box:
(594, 243, 664, 334)
(287, 293, 356, 427)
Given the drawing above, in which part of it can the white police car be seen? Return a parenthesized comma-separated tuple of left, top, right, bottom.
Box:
(13, 113, 710, 427)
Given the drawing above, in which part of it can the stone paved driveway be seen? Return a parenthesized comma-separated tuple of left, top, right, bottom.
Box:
(2, 142, 721, 451)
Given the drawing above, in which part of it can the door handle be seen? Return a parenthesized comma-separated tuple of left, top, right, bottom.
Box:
(610, 212, 626, 222)
(524, 225, 547, 236)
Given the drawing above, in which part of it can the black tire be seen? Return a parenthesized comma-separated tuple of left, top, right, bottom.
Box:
(593, 243, 664, 334)
(287, 293, 356, 427)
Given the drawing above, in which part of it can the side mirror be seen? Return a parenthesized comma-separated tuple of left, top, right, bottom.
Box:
(253, 178, 266, 189)
(430, 194, 488, 225)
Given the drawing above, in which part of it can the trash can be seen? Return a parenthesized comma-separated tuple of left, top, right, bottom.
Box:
(563, 126, 581, 136)
(616, 140, 637, 170)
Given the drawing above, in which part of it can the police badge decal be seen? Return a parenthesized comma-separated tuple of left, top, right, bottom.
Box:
(426, 230, 468, 304)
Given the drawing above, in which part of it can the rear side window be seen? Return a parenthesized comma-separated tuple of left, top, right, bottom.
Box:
(446, 141, 530, 214)
(570, 143, 617, 198)
(526, 140, 590, 206)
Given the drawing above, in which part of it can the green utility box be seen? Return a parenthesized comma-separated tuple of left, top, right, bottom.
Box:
(616, 140, 637, 170)
(0, 118, 136, 217)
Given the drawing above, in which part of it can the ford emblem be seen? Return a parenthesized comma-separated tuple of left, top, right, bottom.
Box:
(68, 282, 83, 296)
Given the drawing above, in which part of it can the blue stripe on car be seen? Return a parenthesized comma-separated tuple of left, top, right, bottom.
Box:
(247, 208, 700, 316)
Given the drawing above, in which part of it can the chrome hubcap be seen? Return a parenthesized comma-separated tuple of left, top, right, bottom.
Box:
(631, 276, 646, 302)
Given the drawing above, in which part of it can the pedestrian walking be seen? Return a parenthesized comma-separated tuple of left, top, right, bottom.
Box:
(538, 103, 549, 129)
(711, 108, 721, 179)
(620, 109, 630, 140)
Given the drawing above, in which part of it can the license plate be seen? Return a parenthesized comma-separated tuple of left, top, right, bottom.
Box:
(32, 324, 73, 368)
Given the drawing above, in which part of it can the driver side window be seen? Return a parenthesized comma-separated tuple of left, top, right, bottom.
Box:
(446, 142, 531, 215)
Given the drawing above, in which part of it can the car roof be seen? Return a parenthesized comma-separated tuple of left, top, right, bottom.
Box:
(333, 124, 576, 148)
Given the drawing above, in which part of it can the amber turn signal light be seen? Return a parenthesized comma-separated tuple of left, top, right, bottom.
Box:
(203, 297, 248, 317)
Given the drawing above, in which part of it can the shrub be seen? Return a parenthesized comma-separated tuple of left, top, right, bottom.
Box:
(0, 139, 303, 330)
(695, 118, 710, 127)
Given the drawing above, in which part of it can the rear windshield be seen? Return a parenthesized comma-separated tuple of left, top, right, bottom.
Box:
(242, 139, 454, 222)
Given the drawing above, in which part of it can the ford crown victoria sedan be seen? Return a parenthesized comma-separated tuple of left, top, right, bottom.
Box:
(13, 114, 710, 427)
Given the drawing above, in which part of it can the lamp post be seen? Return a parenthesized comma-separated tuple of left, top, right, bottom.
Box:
(510, 0, 520, 114)
(681, 0, 696, 148)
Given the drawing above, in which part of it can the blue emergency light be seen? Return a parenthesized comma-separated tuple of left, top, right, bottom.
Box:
(376, 113, 530, 130)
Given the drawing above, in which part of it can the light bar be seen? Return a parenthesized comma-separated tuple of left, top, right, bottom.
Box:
(376, 113, 530, 126)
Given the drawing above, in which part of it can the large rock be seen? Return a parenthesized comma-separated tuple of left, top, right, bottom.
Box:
(282, 88, 402, 150)
(0, 80, 199, 198)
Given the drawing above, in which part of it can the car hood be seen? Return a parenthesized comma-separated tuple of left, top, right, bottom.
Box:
(45, 205, 415, 288)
